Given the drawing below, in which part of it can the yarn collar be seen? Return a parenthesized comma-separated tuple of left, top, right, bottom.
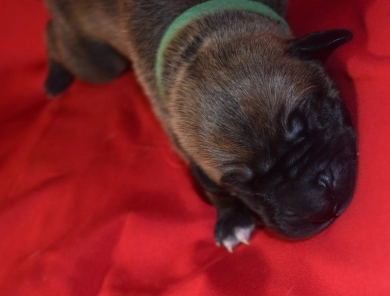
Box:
(155, 0, 289, 97)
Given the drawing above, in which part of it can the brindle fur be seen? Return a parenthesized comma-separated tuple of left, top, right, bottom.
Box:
(44, 0, 357, 250)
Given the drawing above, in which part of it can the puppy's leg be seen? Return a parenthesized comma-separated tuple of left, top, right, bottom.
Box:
(209, 193, 255, 252)
(44, 20, 129, 96)
(191, 164, 254, 252)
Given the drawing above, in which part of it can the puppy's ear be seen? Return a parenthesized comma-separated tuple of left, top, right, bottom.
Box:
(288, 29, 352, 61)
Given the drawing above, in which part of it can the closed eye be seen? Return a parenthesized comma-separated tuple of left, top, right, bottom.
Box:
(284, 210, 297, 217)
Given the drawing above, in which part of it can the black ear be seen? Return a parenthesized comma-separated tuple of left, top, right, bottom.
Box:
(288, 29, 352, 61)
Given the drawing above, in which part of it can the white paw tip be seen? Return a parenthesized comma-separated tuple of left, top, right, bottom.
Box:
(225, 244, 234, 253)
(236, 235, 249, 245)
(234, 224, 254, 246)
(222, 237, 239, 253)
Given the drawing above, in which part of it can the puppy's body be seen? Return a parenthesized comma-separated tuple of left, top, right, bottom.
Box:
(45, 0, 289, 143)
(45, 0, 357, 251)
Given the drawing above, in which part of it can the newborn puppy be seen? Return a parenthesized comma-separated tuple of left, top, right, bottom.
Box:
(44, 0, 357, 252)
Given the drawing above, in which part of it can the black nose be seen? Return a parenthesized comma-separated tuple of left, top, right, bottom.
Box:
(318, 170, 334, 190)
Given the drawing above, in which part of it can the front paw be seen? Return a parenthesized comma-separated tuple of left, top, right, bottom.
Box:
(45, 60, 74, 97)
(214, 208, 255, 252)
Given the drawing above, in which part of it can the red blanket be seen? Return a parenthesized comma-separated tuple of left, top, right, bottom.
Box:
(1, 0, 389, 295)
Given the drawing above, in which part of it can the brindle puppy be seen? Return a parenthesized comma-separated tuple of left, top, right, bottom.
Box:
(44, 0, 357, 252)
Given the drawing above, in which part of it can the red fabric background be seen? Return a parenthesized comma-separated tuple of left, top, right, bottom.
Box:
(1, 0, 389, 295)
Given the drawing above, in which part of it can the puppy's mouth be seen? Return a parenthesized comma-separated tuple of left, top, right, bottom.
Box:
(267, 215, 337, 239)
(246, 199, 342, 239)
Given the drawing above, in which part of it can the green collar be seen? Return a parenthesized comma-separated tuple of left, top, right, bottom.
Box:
(155, 0, 289, 97)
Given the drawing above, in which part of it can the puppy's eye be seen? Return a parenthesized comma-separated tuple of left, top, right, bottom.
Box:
(284, 210, 297, 217)
(286, 110, 306, 139)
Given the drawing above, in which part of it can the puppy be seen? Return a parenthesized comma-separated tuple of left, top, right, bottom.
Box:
(44, 0, 357, 252)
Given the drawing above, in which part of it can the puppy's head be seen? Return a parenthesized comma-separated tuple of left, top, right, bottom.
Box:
(239, 95, 357, 239)
(170, 28, 357, 239)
